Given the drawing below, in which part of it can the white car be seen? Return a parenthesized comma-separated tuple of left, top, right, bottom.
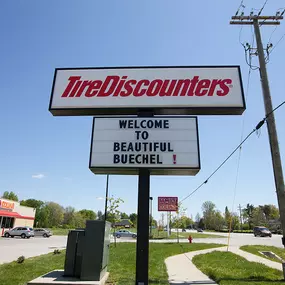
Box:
(4, 227, 34, 239)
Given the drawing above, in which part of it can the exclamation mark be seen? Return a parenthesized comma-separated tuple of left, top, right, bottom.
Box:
(173, 154, 176, 164)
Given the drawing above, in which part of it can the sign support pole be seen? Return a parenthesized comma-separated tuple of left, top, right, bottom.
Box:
(135, 111, 153, 285)
(135, 168, 150, 285)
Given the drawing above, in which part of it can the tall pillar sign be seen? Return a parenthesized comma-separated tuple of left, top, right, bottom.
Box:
(49, 65, 245, 285)
(89, 116, 200, 175)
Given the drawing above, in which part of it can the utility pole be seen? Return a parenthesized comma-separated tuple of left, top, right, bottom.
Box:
(238, 204, 243, 232)
(230, 13, 285, 276)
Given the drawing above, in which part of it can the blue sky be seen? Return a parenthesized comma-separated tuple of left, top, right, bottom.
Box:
(1, 0, 285, 221)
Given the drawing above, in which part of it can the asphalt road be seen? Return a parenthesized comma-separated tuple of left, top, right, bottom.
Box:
(0, 236, 67, 264)
(0, 231, 283, 265)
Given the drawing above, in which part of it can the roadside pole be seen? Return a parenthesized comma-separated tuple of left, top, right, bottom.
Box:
(253, 17, 285, 245)
(167, 212, 170, 237)
(230, 15, 285, 276)
(135, 111, 153, 285)
(104, 174, 109, 222)
(136, 169, 150, 285)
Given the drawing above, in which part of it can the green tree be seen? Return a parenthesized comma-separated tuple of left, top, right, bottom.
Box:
(213, 211, 224, 231)
(37, 205, 51, 228)
(20, 199, 44, 227)
(120, 212, 129, 219)
(46, 202, 64, 227)
(79, 209, 96, 220)
(198, 218, 205, 229)
(225, 206, 231, 229)
(171, 215, 193, 229)
(107, 196, 124, 246)
(231, 213, 240, 230)
(63, 207, 76, 227)
(252, 207, 267, 227)
(129, 213, 138, 226)
(1, 191, 19, 201)
(242, 204, 255, 229)
(151, 218, 157, 227)
(202, 201, 216, 230)
(268, 205, 279, 220)
(74, 212, 86, 228)
(195, 213, 201, 223)
(260, 204, 279, 221)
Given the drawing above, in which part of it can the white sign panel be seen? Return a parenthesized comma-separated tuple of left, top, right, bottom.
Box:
(89, 117, 200, 175)
(50, 66, 245, 116)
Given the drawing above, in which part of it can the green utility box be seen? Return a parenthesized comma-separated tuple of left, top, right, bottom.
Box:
(64, 220, 111, 281)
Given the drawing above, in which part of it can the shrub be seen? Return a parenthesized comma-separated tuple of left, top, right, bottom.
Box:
(17, 256, 25, 264)
(53, 249, 61, 255)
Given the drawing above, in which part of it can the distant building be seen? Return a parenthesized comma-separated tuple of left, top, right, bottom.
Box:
(0, 198, 36, 229)
(113, 219, 132, 228)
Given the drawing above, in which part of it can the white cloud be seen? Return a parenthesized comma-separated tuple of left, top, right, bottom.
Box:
(32, 174, 45, 179)
(96, 197, 105, 200)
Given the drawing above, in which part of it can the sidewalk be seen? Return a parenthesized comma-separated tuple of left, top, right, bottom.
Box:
(165, 245, 283, 284)
(230, 246, 283, 271)
(165, 247, 227, 285)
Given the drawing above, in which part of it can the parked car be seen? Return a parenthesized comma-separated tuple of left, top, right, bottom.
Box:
(4, 227, 34, 239)
(253, 226, 272, 237)
(197, 228, 203, 233)
(113, 229, 137, 238)
(34, 228, 53, 238)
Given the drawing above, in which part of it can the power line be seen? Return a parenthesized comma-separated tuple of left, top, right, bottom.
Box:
(268, 31, 285, 54)
(268, 26, 277, 43)
(266, 99, 285, 118)
(180, 130, 255, 203)
(235, 0, 245, 16)
(180, 99, 285, 203)
(258, 0, 269, 16)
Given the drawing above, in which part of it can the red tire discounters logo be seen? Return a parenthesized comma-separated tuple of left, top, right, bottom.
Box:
(49, 66, 245, 116)
(158, 197, 178, 212)
(61, 75, 232, 98)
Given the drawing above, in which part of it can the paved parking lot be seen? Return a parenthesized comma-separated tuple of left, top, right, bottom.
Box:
(0, 236, 67, 264)
(0, 232, 283, 265)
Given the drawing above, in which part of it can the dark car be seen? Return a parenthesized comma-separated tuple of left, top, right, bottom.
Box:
(34, 228, 53, 238)
(197, 228, 203, 233)
(254, 226, 272, 237)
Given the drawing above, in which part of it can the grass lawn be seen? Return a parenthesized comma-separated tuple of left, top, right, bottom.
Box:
(108, 242, 223, 284)
(0, 251, 65, 285)
(51, 228, 72, 235)
(240, 245, 285, 264)
(192, 251, 284, 285)
(0, 243, 223, 285)
(151, 229, 225, 239)
(51, 227, 224, 239)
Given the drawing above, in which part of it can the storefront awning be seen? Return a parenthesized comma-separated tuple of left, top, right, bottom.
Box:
(0, 210, 34, 220)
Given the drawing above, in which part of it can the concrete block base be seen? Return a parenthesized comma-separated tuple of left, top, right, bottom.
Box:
(28, 270, 109, 285)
